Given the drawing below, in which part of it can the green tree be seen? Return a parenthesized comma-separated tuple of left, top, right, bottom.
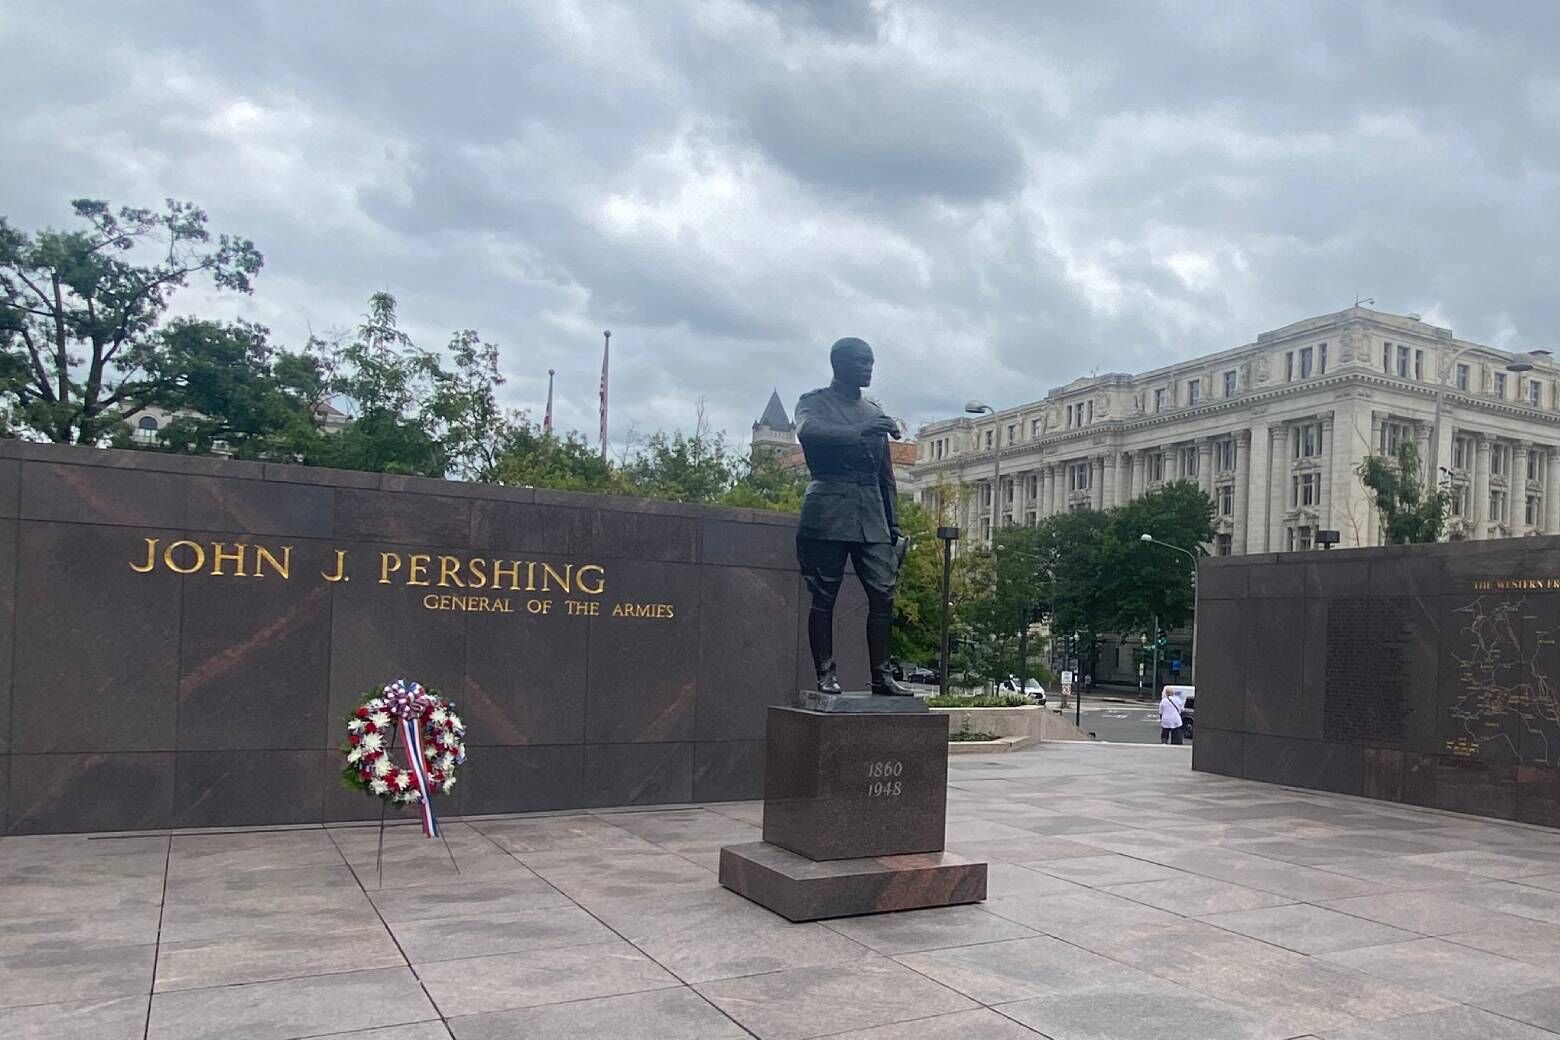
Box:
(0, 198, 262, 443)
(889, 499, 942, 665)
(491, 421, 626, 493)
(622, 409, 742, 503)
(721, 450, 808, 512)
(1102, 480, 1216, 636)
(1358, 441, 1448, 544)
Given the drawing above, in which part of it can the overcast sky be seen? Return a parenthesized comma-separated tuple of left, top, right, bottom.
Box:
(7, 1, 1560, 448)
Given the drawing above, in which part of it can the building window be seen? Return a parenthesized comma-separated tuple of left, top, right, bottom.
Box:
(1025, 511, 1037, 526)
(1182, 446, 1199, 477)
(1224, 370, 1237, 397)
(1285, 352, 1295, 382)
(1529, 452, 1541, 482)
(1492, 443, 1508, 477)
(1069, 462, 1091, 491)
(1031, 419, 1042, 437)
(1531, 381, 1544, 408)
(1286, 526, 1314, 551)
(982, 484, 993, 507)
(1291, 472, 1317, 507)
(1086, 400, 1094, 423)
(1007, 423, 1017, 445)
(1217, 485, 1233, 516)
(1215, 439, 1235, 472)
(1154, 388, 1166, 413)
(1456, 364, 1470, 391)
(1495, 372, 1508, 398)
(1293, 423, 1322, 458)
(1452, 436, 1470, 470)
(1380, 421, 1410, 456)
(1004, 478, 1015, 504)
(1396, 344, 1410, 378)
(981, 517, 991, 541)
(985, 429, 994, 449)
(1318, 342, 1328, 375)
(1414, 350, 1424, 381)
(1527, 495, 1540, 526)
(1491, 490, 1507, 523)
(1450, 485, 1466, 517)
(1188, 379, 1201, 406)
(1299, 346, 1314, 379)
(1148, 453, 1164, 482)
(1216, 532, 1233, 556)
(1382, 343, 1391, 373)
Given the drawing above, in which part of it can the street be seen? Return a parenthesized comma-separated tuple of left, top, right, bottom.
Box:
(1049, 692, 1180, 744)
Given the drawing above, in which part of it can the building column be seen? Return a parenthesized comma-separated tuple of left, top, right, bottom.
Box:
(1516, 443, 1532, 531)
(1472, 435, 1491, 540)
(1090, 457, 1103, 510)
(1037, 467, 1049, 517)
(1546, 449, 1560, 534)
(1132, 451, 1147, 498)
(1319, 416, 1335, 530)
(1198, 440, 1214, 499)
(1242, 424, 1267, 552)
(1269, 426, 1288, 551)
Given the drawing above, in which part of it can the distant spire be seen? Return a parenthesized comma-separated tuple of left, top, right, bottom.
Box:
(757, 388, 791, 430)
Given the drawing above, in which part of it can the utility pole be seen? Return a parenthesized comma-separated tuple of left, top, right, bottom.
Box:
(937, 526, 959, 698)
(1016, 603, 1029, 696)
(1151, 614, 1161, 697)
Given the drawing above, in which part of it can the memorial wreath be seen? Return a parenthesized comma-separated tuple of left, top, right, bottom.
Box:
(341, 679, 466, 837)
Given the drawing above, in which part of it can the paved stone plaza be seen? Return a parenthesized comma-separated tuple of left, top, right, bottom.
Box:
(11, 743, 1560, 1039)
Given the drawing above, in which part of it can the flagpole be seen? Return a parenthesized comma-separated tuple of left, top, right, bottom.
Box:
(543, 369, 555, 435)
(599, 330, 611, 459)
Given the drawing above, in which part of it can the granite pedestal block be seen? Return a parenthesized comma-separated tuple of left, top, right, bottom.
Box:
(718, 842, 987, 922)
(795, 689, 929, 713)
(762, 706, 948, 861)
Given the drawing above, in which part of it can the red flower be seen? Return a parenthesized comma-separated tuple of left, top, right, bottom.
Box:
(348, 735, 360, 746)
(356, 707, 369, 718)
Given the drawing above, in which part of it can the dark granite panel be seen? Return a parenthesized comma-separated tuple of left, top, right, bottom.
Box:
(702, 519, 797, 570)
(762, 708, 948, 861)
(325, 545, 469, 748)
(696, 566, 797, 741)
(20, 461, 186, 527)
(1427, 756, 1518, 820)
(1516, 766, 1560, 828)
(463, 599, 588, 746)
(694, 741, 765, 802)
(579, 508, 699, 563)
(1368, 554, 1446, 599)
(455, 744, 584, 817)
(261, 462, 381, 490)
(1362, 748, 1405, 802)
(0, 459, 18, 517)
(1190, 728, 1244, 778)
(1305, 560, 1371, 598)
(1399, 594, 1444, 756)
(720, 843, 986, 922)
(467, 499, 582, 555)
(794, 574, 872, 694)
(185, 476, 334, 537)
(1321, 597, 1412, 747)
(0, 754, 7, 834)
(1436, 593, 1529, 767)
(334, 488, 470, 547)
(585, 561, 701, 744)
(8, 753, 174, 834)
(174, 750, 325, 828)
(177, 560, 332, 751)
(582, 742, 693, 808)
(1241, 734, 1363, 796)
(0, 521, 13, 754)
(1195, 600, 1247, 732)
(1197, 560, 1248, 600)
(1401, 752, 1438, 809)
(1242, 599, 1303, 735)
(1249, 562, 1304, 599)
(13, 523, 181, 752)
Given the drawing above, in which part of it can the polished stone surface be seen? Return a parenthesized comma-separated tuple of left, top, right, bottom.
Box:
(18, 742, 1560, 1038)
(795, 689, 930, 712)
(719, 842, 987, 922)
(761, 706, 948, 860)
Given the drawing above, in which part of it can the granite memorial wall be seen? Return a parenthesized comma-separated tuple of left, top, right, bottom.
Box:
(1194, 536, 1560, 826)
(0, 441, 868, 834)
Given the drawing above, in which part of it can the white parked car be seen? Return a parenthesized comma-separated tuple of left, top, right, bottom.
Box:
(999, 676, 1047, 704)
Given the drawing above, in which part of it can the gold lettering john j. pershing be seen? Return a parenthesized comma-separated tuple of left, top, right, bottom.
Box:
(130, 538, 605, 594)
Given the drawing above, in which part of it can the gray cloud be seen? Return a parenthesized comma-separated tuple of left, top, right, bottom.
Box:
(6, 0, 1560, 444)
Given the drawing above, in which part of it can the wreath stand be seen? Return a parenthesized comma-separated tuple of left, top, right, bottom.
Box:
(373, 720, 463, 889)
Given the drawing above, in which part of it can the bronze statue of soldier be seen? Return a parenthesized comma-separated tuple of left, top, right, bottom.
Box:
(794, 337, 912, 697)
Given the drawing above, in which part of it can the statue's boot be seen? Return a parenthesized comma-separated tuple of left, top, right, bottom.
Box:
(868, 611, 914, 696)
(809, 609, 842, 693)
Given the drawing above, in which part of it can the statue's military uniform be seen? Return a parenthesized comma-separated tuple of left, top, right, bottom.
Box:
(794, 382, 901, 691)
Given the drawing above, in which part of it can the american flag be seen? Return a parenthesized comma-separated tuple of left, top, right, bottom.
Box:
(543, 369, 555, 435)
(598, 331, 611, 457)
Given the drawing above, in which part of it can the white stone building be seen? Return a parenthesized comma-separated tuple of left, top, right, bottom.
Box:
(912, 306, 1558, 553)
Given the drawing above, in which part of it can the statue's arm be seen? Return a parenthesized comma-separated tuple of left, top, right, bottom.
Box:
(794, 395, 862, 451)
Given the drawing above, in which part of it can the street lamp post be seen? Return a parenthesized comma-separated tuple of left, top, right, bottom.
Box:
(965, 401, 1000, 551)
(1140, 534, 1200, 684)
(936, 526, 959, 698)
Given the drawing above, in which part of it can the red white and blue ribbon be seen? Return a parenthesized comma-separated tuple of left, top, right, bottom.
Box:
(384, 680, 439, 839)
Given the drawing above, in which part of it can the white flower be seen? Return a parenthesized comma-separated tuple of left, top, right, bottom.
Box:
(347, 718, 365, 733)
(438, 754, 455, 772)
(431, 708, 448, 725)
(346, 747, 362, 764)
(423, 744, 437, 760)
(372, 757, 391, 777)
(369, 712, 390, 729)
(447, 714, 463, 730)
(361, 732, 383, 752)
(442, 777, 457, 793)
(394, 772, 411, 790)
(369, 779, 389, 795)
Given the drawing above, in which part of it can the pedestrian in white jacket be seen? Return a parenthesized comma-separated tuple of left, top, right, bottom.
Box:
(1159, 688, 1184, 745)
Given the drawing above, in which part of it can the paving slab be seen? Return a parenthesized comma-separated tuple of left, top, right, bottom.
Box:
(447, 987, 747, 1040)
(416, 940, 679, 1017)
(146, 966, 437, 1040)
